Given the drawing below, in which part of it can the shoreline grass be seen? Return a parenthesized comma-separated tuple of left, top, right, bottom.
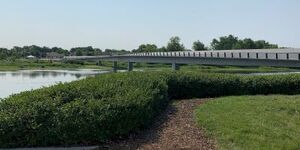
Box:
(1, 59, 300, 73)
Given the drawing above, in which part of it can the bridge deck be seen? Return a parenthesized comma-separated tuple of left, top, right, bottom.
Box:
(64, 49, 300, 69)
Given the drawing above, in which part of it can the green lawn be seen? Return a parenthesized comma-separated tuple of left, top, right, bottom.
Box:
(196, 95, 300, 150)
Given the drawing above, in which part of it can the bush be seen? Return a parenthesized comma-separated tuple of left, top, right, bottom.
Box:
(1, 71, 300, 148)
(66, 60, 85, 65)
(166, 72, 300, 99)
(0, 72, 168, 147)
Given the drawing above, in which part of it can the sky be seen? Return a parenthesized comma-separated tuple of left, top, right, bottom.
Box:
(0, 0, 299, 50)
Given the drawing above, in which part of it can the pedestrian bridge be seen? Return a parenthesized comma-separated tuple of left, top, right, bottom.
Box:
(64, 49, 300, 71)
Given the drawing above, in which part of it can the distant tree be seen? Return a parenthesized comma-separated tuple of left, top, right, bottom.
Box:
(10, 46, 24, 58)
(75, 50, 83, 56)
(211, 35, 239, 50)
(5, 45, 69, 58)
(133, 44, 158, 52)
(0, 48, 9, 60)
(94, 48, 102, 55)
(71, 46, 102, 56)
(233, 38, 256, 49)
(166, 36, 185, 51)
(192, 40, 207, 51)
(254, 40, 278, 49)
(104, 49, 130, 55)
(242, 38, 256, 49)
(51, 47, 69, 55)
(158, 46, 167, 52)
(211, 35, 279, 50)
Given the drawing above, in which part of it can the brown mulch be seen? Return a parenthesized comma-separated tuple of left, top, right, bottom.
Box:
(101, 99, 216, 150)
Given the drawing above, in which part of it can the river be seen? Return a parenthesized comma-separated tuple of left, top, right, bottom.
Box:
(0, 69, 110, 99)
(1, 69, 300, 99)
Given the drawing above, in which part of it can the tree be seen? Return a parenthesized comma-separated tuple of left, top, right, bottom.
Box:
(166, 36, 185, 51)
(211, 35, 279, 50)
(233, 38, 256, 49)
(75, 50, 83, 56)
(104, 49, 130, 55)
(0, 48, 9, 60)
(158, 46, 167, 52)
(211, 35, 239, 50)
(51, 47, 70, 55)
(71, 46, 102, 56)
(255, 40, 278, 49)
(242, 38, 256, 49)
(133, 44, 158, 52)
(192, 40, 207, 51)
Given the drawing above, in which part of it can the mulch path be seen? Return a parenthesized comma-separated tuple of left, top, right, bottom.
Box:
(102, 99, 216, 150)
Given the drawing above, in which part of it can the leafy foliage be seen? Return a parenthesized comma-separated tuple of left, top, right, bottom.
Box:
(70, 46, 102, 56)
(192, 40, 207, 51)
(166, 36, 186, 51)
(0, 46, 131, 60)
(0, 46, 69, 59)
(211, 35, 278, 50)
(167, 72, 300, 99)
(132, 44, 158, 53)
(0, 72, 168, 147)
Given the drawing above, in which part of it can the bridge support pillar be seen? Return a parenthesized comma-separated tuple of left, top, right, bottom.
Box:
(172, 63, 180, 71)
(113, 61, 118, 72)
(128, 62, 134, 71)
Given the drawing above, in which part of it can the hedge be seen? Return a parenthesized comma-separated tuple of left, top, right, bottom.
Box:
(0, 72, 168, 147)
(1, 71, 300, 147)
(166, 72, 300, 99)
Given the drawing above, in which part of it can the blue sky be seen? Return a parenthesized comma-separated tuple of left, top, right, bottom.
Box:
(0, 0, 299, 50)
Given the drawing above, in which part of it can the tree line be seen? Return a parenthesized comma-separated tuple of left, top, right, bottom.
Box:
(133, 34, 279, 52)
(0, 46, 130, 60)
(0, 35, 280, 59)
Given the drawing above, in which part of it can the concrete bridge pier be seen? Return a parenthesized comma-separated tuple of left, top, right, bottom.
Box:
(128, 62, 134, 71)
(172, 63, 180, 71)
(113, 61, 118, 72)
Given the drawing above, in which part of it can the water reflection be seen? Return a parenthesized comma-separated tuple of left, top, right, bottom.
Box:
(0, 69, 110, 99)
(1, 70, 105, 79)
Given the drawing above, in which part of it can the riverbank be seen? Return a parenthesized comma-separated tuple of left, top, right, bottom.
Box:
(0, 59, 110, 71)
(1, 59, 300, 73)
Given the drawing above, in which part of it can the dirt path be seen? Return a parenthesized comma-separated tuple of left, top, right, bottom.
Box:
(103, 99, 216, 150)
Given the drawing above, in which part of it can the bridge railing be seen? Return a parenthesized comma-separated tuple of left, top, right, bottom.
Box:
(127, 51, 300, 61)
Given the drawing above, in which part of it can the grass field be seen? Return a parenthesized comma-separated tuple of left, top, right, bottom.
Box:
(196, 95, 300, 150)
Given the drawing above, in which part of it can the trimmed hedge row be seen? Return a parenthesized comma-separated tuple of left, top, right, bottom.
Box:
(166, 72, 300, 99)
(0, 72, 168, 147)
(1, 71, 300, 148)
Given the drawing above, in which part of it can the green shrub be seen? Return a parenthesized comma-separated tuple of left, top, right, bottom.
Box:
(1, 71, 300, 148)
(0, 72, 168, 147)
(166, 72, 300, 99)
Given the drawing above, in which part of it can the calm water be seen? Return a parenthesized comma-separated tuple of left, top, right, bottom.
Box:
(1, 69, 300, 99)
(0, 69, 110, 99)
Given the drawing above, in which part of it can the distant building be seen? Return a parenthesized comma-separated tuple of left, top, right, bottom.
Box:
(26, 55, 36, 59)
(46, 52, 64, 59)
